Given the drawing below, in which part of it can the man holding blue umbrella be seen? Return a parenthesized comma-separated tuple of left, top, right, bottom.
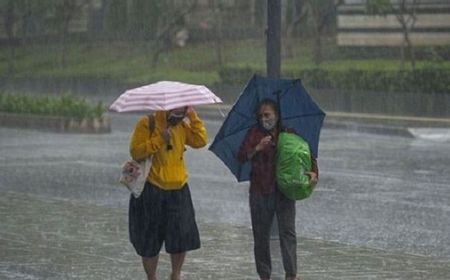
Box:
(209, 75, 325, 279)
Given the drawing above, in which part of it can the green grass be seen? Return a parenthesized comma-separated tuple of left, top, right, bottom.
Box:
(0, 38, 449, 87)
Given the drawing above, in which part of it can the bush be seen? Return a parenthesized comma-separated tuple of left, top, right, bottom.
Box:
(337, 46, 450, 60)
(0, 93, 106, 120)
(219, 64, 450, 94)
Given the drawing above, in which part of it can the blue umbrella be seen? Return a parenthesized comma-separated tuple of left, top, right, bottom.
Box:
(209, 74, 326, 182)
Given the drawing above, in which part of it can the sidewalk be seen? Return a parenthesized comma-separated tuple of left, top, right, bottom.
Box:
(1, 191, 449, 280)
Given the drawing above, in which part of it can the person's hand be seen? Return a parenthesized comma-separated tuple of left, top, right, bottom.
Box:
(306, 171, 318, 187)
(162, 128, 171, 143)
(255, 136, 272, 151)
(186, 106, 196, 120)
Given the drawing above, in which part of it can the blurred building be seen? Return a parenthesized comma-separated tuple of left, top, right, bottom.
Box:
(337, 0, 450, 46)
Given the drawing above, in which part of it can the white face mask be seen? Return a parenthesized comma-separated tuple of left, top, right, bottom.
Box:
(167, 111, 186, 126)
(262, 118, 277, 130)
(168, 111, 185, 118)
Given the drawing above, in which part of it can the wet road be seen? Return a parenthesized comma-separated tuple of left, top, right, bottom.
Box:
(1, 112, 449, 262)
(3, 191, 450, 280)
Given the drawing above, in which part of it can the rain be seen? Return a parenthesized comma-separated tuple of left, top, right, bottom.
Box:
(1, 1, 450, 279)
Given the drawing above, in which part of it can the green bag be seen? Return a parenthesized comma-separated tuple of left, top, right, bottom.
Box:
(276, 132, 313, 200)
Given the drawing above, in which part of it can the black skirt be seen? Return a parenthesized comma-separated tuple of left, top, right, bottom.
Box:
(128, 181, 200, 257)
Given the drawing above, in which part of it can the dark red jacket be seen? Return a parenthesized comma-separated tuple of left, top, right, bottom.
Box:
(238, 126, 318, 194)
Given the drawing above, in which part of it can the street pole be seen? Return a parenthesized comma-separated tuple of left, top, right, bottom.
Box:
(266, 0, 281, 78)
(266, 0, 281, 240)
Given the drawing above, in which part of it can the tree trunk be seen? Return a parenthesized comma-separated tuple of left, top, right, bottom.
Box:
(60, 17, 70, 69)
(313, 29, 322, 65)
(400, 40, 405, 68)
(309, 2, 323, 66)
(151, 0, 197, 67)
(404, 28, 415, 69)
(5, 0, 16, 75)
(266, 0, 281, 78)
(213, 0, 224, 66)
(254, 0, 266, 29)
(249, 0, 256, 26)
(284, 0, 304, 59)
(406, 1, 418, 69)
(57, 0, 90, 68)
(396, 9, 406, 68)
(396, 0, 417, 69)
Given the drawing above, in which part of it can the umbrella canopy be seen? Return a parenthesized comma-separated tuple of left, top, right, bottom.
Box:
(209, 74, 326, 182)
(109, 81, 222, 112)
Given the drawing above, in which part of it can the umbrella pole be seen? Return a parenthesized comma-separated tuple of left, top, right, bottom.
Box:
(267, 0, 282, 241)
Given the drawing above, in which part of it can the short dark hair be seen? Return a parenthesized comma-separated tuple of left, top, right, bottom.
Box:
(255, 98, 279, 118)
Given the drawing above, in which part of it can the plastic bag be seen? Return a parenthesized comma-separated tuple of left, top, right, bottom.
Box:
(119, 158, 151, 198)
(276, 132, 313, 201)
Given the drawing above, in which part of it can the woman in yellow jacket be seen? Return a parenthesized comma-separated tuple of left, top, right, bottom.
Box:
(128, 107, 207, 280)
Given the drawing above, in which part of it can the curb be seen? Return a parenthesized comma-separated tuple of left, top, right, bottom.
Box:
(0, 112, 111, 134)
(323, 119, 415, 138)
(196, 105, 450, 138)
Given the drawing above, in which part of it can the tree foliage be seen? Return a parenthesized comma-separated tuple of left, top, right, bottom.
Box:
(304, 0, 343, 65)
(366, 0, 393, 15)
(366, 0, 419, 68)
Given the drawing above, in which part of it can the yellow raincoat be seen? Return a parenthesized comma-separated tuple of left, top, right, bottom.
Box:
(129, 111, 207, 190)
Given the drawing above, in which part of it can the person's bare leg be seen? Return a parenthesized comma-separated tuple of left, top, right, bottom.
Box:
(170, 252, 186, 280)
(142, 255, 159, 280)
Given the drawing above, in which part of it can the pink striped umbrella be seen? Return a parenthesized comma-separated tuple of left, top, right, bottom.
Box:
(109, 81, 223, 112)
